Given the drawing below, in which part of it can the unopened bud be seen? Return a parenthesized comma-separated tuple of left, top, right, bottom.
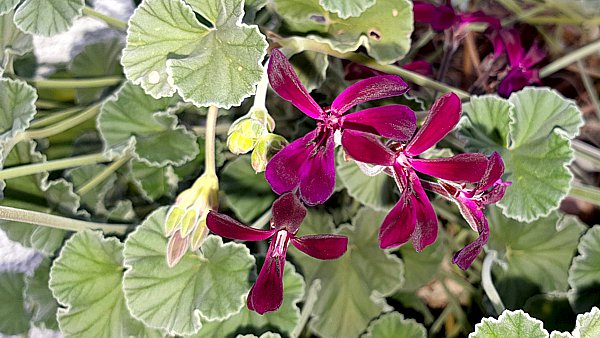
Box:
(166, 230, 189, 267)
(180, 209, 198, 236)
(248, 107, 275, 132)
(251, 134, 288, 172)
(165, 206, 185, 236)
(190, 216, 209, 251)
(227, 131, 256, 154)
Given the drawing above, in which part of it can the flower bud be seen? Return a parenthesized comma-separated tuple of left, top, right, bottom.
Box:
(248, 107, 275, 132)
(166, 230, 189, 268)
(251, 133, 288, 172)
(227, 107, 277, 155)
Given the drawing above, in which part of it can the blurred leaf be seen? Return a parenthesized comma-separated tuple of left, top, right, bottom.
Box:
(290, 50, 328, 92)
(0, 78, 36, 144)
(0, 272, 31, 335)
(67, 164, 117, 214)
(568, 225, 600, 313)
(291, 207, 404, 338)
(319, 0, 376, 19)
(14, 0, 84, 36)
(0, 10, 33, 71)
(523, 294, 576, 332)
(130, 159, 178, 201)
(24, 258, 58, 330)
(0, 0, 19, 15)
(122, 0, 267, 108)
(237, 333, 282, 338)
(461, 88, 583, 222)
(122, 207, 254, 335)
(221, 156, 276, 223)
(471, 310, 548, 338)
(98, 81, 198, 166)
(574, 307, 600, 337)
(361, 312, 426, 338)
(399, 238, 443, 291)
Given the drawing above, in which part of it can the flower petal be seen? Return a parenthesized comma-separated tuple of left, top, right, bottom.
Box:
(413, 2, 457, 31)
(405, 92, 461, 156)
(411, 153, 488, 183)
(481, 181, 511, 205)
(342, 104, 416, 140)
(521, 41, 545, 68)
(344, 62, 386, 81)
(341, 129, 396, 166)
(478, 151, 505, 191)
(402, 60, 433, 76)
(298, 133, 336, 205)
(379, 190, 416, 249)
(452, 200, 489, 270)
(499, 29, 524, 68)
(271, 192, 307, 234)
(247, 241, 286, 314)
(206, 211, 276, 241)
(408, 171, 438, 252)
(331, 75, 409, 115)
(291, 234, 348, 259)
(497, 69, 533, 97)
(166, 230, 189, 268)
(265, 130, 316, 195)
(268, 49, 324, 119)
(459, 11, 500, 30)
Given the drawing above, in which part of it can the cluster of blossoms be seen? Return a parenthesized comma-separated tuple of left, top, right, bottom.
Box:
(205, 49, 509, 314)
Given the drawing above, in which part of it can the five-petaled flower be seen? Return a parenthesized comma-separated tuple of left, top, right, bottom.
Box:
(341, 92, 489, 253)
(206, 192, 348, 314)
(265, 48, 416, 206)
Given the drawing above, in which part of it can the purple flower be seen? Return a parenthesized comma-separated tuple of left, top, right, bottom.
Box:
(422, 152, 511, 270)
(493, 29, 545, 97)
(206, 192, 348, 314)
(341, 93, 489, 252)
(265, 49, 416, 205)
(413, 1, 500, 32)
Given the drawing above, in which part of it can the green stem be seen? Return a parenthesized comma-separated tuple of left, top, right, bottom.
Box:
(204, 106, 218, 176)
(576, 60, 600, 120)
(501, 6, 547, 26)
(481, 251, 506, 315)
(0, 206, 128, 234)
(27, 76, 123, 89)
(77, 153, 133, 195)
(277, 36, 470, 99)
(291, 280, 321, 338)
(30, 106, 83, 129)
(25, 104, 101, 139)
(82, 6, 128, 31)
(569, 182, 600, 207)
(540, 39, 600, 78)
(35, 100, 69, 110)
(0, 153, 108, 181)
(251, 209, 272, 229)
(253, 67, 269, 111)
(573, 140, 600, 169)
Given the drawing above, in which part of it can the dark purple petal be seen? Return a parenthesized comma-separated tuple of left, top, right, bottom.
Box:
(499, 29, 524, 67)
(405, 92, 462, 156)
(298, 132, 336, 205)
(271, 192, 307, 234)
(265, 130, 316, 195)
(344, 62, 386, 81)
(342, 104, 417, 140)
(331, 75, 409, 115)
(522, 41, 545, 68)
(452, 200, 489, 270)
(477, 151, 505, 192)
(402, 60, 433, 76)
(497, 69, 533, 97)
(408, 171, 439, 252)
(206, 211, 276, 241)
(247, 240, 286, 314)
(481, 181, 511, 204)
(268, 49, 324, 119)
(411, 153, 488, 183)
(379, 189, 416, 249)
(341, 129, 396, 166)
(291, 234, 348, 259)
(413, 2, 457, 31)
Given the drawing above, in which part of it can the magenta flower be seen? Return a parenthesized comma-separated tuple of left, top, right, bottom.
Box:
(413, 1, 500, 32)
(341, 93, 489, 252)
(422, 152, 511, 269)
(493, 29, 545, 97)
(206, 192, 348, 314)
(265, 49, 416, 205)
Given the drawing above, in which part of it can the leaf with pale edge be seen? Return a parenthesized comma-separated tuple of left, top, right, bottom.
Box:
(237, 333, 282, 338)
(291, 208, 404, 338)
(67, 164, 117, 215)
(98, 81, 198, 166)
(487, 206, 585, 294)
(0, 78, 36, 144)
(49, 230, 160, 337)
(274, 0, 413, 64)
(0, 0, 19, 15)
(461, 88, 583, 222)
(130, 159, 178, 201)
(14, 0, 84, 37)
(470, 310, 548, 338)
(25, 258, 59, 330)
(122, 0, 267, 108)
(196, 263, 304, 337)
(0, 11, 33, 71)
(122, 207, 254, 336)
(319, 0, 376, 19)
(361, 312, 426, 338)
(0, 272, 31, 335)
(568, 225, 600, 313)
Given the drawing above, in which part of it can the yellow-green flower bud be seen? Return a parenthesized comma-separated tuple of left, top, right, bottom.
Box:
(227, 130, 256, 154)
(180, 209, 198, 237)
(166, 230, 189, 268)
(251, 133, 288, 172)
(165, 206, 185, 236)
(248, 107, 275, 132)
(190, 215, 209, 251)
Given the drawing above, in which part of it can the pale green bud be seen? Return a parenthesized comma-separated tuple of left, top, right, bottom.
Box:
(227, 131, 256, 154)
(180, 209, 198, 237)
(251, 134, 288, 172)
(166, 230, 189, 268)
(248, 107, 275, 132)
(190, 215, 209, 251)
(165, 206, 185, 236)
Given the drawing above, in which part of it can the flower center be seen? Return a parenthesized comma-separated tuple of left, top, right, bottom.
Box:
(273, 230, 289, 257)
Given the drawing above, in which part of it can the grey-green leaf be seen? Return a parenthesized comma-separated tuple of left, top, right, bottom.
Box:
(130, 159, 178, 201)
(361, 312, 426, 338)
(0, 78, 37, 144)
(0, 0, 20, 15)
(568, 225, 600, 313)
(14, 0, 85, 37)
(470, 310, 548, 338)
(24, 258, 58, 330)
(319, 0, 376, 19)
(0, 272, 31, 335)
(0, 10, 33, 71)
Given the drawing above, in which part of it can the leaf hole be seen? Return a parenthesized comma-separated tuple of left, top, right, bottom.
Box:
(194, 12, 214, 29)
(310, 15, 326, 23)
(369, 29, 382, 41)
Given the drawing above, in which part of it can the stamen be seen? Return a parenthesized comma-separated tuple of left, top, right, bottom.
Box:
(273, 230, 288, 257)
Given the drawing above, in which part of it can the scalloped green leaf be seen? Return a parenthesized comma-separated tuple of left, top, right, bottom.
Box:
(98, 81, 198, 166)
(568, 225, 600, 313)
(488, 206, 585, 294)
(0, 0, 20, 15)
(470, 310, 548, 338)
(130, 159, 178, 201)
(24, 258, 58, 330)
(67, 164, 117, 214)
(49, 230, 160, 338)
(122, 207, 255, 336)
(336, 151, 396, 211)
(0, 78, 37, 144)
(221, 156, 276, 223)
(196, 262, 304, 337)
(399, 238, 443, 291)
(14, 0, 84, 37)
(461, 88, 583, 222)
(319, 0, 376, 19)
(291, 207, 404, 338)
(274, 0, 413, 64)
(575, 307, 600, 337)
(237, 333, 282, 338)
(290, 50, 329, 93)
(0, 272, 31, 335)
(122, 0, 267, 108)
(1, 10, 33, 71)
(362, 312, 426, 338)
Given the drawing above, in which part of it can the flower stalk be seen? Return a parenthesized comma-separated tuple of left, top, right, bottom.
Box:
(0, 152, 109, 181)
(82, 6, 128, 31)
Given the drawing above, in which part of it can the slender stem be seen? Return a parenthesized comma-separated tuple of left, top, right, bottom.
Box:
(576, 60, 600, 120)
(569, 182, 600, 207)
(0, 206, 128, 234)
(291, 280, 321, 338)
(204, 106, 218, 175)
(276, 36, 470, 99)
(540, 39, 600, 78)
(82, 6, 128, 31)
(481, 251, 506, 315)
(253, 67, 269, 111)
(27, 76, 123, 89)
(25, 104, 101, 139)
(0, 153, 109, 181)
(501, 6, 547, 26)
(525, 16, 600, 25)
(30, 107, 83, 129)
(77, 153, 133, 195)
(573, 140, 600, 169)
(192, 122, 231, 136)
(35, 100, 69, 110)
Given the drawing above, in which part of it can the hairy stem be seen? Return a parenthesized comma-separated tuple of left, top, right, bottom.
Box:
(204, 106, 218, 176)
(253, 67, 270, 111)
(82, 6, 128, 31)
(30, 106, 83, 129)
(0, 153, 108, 181)
(25, 104, 101, 139)
(573, 140, 600, 169)
(540, 39, 600, 78)
(77, 153, 133, 195)
(481, 251, 506, 315)
(27, 76, 123, 89)
(569, 181, 600, 207)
